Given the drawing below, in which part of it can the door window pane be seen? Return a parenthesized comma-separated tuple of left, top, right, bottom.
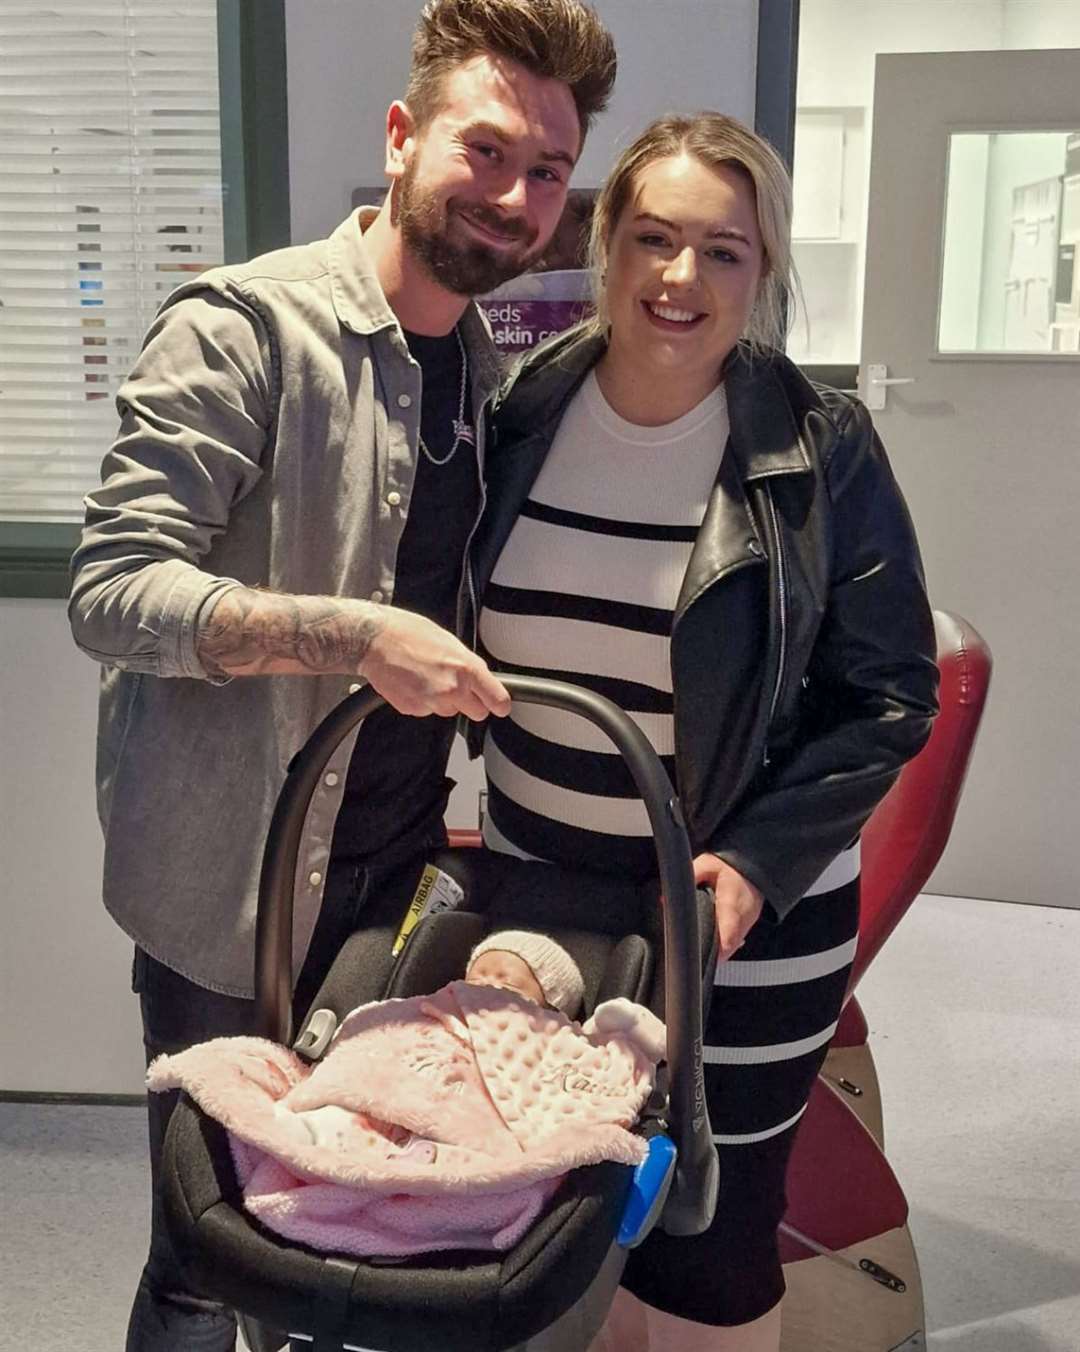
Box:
(939, 131, 1080, 354)
(792, 0, 1080, 366)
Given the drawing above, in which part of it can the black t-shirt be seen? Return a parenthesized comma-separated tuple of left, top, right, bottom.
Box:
(331, 327, 481, 860)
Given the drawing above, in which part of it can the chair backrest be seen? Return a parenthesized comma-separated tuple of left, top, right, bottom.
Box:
(850, 608, 992, 994)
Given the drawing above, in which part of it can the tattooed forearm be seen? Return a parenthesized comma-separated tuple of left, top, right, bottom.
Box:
(196, 587, 386, 679)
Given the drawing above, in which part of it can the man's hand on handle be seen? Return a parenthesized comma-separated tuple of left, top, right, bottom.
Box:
(692, 853, 764, 960)
(359, 608, 510, 720)
(196, 587, 509, 721)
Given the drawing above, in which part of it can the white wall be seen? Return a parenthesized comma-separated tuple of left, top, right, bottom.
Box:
(1003, 0, 1080, 47)
(286, 0, 758, 244)
(796, 0, 1006, 112)
(0, 599, 145, 1093)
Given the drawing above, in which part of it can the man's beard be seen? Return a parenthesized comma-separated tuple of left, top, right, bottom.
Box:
(397, 162, 542, 296)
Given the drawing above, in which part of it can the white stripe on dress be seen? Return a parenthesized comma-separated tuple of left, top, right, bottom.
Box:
(712, 1102, 808, 1146)
(485, 736, 652, 837)
(489, 515, 696, 613)
(713, 935, 858, 988)
(802, 839, 861, 896)
(703, 1019, 839, 1066)
(482, 609, 673, 694)
(504, 702, 676, 758)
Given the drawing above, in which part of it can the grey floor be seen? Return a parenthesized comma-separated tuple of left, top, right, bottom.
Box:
(2, 894, 1078, 1352)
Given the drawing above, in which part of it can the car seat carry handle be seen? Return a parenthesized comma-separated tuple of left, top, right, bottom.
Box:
(254, 675, 718, 1237)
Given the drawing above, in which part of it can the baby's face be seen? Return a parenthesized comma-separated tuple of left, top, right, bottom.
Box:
(466, 950, 545, 1006)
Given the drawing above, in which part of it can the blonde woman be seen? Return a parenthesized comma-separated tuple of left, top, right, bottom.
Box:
(473, 114, 939, 1350)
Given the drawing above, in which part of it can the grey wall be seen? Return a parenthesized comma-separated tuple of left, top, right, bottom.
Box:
(286, 0, 758, 244)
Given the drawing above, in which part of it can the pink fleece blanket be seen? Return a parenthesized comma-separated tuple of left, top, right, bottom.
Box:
(148, 984, 665, 1259)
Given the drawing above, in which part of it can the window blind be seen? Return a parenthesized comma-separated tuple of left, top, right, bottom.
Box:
(0, 0, 225, 523)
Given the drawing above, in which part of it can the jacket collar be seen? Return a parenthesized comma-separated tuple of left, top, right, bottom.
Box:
(497, 326, 812, 482)
(327, 208, 500, 394)
(723, 347, 813, 481)
(328, 208, 399, 336)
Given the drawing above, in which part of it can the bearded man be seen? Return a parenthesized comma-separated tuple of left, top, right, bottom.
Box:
(67, 3, 615, 1347)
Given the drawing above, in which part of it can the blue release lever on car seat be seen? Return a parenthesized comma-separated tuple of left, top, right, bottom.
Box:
(618, 1134, 677, 1249)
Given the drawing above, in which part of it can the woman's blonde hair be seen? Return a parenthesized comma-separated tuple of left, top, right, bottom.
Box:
(587, 112, 796, 352)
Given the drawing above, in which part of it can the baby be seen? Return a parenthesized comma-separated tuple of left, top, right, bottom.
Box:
(465, 928, 665, 1054)
(464, 929, 585, 1016)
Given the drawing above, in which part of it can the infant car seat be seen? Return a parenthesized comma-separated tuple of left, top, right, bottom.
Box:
(162, 677, 718, 1351)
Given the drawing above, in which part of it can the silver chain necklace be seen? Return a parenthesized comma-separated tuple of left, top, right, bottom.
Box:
(419, 325, 475, 467)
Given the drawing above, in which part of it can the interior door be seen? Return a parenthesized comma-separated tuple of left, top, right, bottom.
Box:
(860, 50, 1080, 907)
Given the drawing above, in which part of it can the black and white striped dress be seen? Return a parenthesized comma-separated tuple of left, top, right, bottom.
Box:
(481, 371, 859, 1325)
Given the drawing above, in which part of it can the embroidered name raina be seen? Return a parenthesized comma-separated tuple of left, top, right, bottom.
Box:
(540, 1063, 625, 1097)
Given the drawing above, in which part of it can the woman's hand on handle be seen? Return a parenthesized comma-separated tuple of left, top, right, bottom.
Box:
(693, 853, 764, 960)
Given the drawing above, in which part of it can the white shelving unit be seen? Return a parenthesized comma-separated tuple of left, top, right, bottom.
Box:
(788, 106, 865, 366)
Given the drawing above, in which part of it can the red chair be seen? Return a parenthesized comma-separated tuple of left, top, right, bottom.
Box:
(779, 610, 992, 1350)
(823, 608, 993, 1142)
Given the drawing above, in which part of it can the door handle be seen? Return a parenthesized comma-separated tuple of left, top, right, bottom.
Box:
(863, 363, 916, 411)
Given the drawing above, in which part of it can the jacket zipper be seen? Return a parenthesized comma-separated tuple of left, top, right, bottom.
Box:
(763, 483, 787, 767)
(457, 424, 488, 647)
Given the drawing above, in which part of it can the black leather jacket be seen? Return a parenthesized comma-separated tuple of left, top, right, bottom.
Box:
(469, 327, 939, 920)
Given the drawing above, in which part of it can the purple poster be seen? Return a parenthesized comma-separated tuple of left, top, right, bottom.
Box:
(479, 273, 591, 354)
(479, 188, 596, 354)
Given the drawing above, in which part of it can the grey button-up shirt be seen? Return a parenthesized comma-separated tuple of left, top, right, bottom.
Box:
(69, 210, 501, 996)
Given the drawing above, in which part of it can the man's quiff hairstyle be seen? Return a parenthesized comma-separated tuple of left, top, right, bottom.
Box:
(407, 0, 616, 148)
